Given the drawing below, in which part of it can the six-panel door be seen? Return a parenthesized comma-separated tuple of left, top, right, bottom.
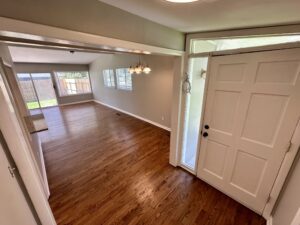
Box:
(197, 48, 300, 213)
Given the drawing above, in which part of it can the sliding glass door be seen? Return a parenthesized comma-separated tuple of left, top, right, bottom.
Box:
(31, 73, 57, 108)
(17, 73, 57, 110)
(17, 73, 40, 109)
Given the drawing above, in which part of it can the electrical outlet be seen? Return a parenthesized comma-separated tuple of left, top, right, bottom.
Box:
(161, 116, 165, 121)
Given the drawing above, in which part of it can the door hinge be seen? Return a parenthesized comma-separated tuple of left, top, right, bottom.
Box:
(8, 166, 17, 178)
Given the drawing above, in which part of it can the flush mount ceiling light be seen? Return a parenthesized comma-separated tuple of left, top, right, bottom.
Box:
(165, 0, 199, 3)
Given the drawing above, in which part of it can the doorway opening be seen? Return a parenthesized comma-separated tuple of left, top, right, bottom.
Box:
(180, 34, 300, 173)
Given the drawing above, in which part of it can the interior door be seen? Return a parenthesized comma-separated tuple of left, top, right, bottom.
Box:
(197, 48, 300, 213)
(0, 137, 37, 225)
(0, 72, 37, 224)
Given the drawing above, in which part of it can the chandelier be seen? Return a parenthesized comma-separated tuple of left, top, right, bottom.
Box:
(129, 59, 151, 75)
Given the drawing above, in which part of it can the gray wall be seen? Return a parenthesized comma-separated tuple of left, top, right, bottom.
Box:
(14, 63, 93, 105)
(0, 0, 184, 51)
(89, 54, 175, 129)
(273, 151, 300, 225)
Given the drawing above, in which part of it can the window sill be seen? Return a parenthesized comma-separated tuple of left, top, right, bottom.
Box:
(117, 88, 133, 91)
(104, 86, 116, 89)
(59, 92, 92, 97)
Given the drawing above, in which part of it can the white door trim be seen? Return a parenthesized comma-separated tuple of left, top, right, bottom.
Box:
(267, 217, 273, 225)
(169, 56, 185, 166)
(263, 118, 300, 219)
(186, 24, 300, 46)
(0, 138, 38, 224)
(189, 42, 300, 59)
(0, 61, 56, 225)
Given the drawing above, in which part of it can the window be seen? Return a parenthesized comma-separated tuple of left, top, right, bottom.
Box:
(103, 69, 115, 88)
(191, 35, 300, 54)
(116, 68, 132, 91)
(55, 71, 92, 96)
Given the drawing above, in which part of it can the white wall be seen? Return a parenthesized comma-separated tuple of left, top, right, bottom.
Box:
(89, 54, 175, 129)
(273, 152, 300, 225)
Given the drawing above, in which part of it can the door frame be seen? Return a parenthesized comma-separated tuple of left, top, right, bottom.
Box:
(0, 58, 57, 225)
(178, 41, 300, 219)
(0, 130, 41, 224)
(177, 56, 212, 174)
(262, 118, 300, 218)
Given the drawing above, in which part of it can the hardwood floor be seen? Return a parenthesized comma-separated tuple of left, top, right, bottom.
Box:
(39, 102, 266, 225)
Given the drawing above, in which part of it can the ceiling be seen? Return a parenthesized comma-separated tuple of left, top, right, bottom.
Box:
(8, 46, 104, 64)
(98, 0, 300, 32)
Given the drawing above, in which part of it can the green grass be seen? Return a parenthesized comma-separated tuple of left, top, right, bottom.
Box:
(26, 99, 57, 110)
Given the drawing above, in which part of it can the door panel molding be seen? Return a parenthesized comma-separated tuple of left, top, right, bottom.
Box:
(197, 48, 300, 214)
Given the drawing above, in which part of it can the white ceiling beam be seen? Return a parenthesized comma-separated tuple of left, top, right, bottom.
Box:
(0, 17, 184, 56)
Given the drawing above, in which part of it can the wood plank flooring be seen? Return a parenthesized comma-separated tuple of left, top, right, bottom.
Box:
(39, 102, 266, 225)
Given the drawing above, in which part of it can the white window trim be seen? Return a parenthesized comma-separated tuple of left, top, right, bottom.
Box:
(116, 68, 132, 91)
(103, 69, 116, 88)
(54, 71, 92, 97)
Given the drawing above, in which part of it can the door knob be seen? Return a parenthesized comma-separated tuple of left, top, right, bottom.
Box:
(203, 132, 208, 137)
(204, 125, 210, 129)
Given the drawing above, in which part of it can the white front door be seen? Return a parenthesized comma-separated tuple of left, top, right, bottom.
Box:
(197, 48, 300, 213)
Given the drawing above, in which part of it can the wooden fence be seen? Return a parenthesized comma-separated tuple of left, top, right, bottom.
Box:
(18, 78, 91, 103)
(57, 78, 91, 96)
(18, 80, 54, 102)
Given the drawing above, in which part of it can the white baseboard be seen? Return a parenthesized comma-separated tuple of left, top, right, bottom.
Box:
(59, 100, 93, 106)
(267, 217, 273, 225)
(93, 100, 171, 132)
